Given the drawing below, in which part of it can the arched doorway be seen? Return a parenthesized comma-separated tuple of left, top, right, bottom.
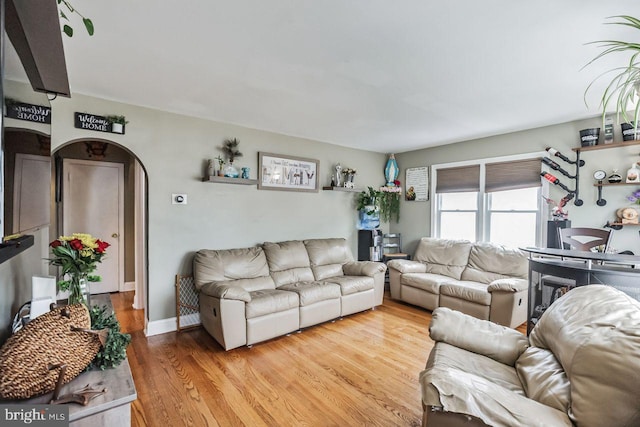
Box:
(51, 138, 148, 315)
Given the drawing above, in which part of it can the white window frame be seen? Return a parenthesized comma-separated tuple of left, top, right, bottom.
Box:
(431, 152, 548, 245)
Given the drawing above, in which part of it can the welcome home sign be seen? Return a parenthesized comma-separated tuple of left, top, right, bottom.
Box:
(5, 101, 51, 124)
(74, 112, 124, 134)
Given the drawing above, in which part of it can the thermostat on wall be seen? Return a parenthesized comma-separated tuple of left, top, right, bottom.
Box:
(172, 194, 187, 205)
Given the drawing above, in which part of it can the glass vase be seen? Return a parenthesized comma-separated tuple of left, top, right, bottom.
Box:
(69, 274, 91, 307)
(223, 162, 239, 178)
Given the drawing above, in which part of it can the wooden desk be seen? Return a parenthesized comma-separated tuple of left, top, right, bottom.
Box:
(521, 247, 640, 333)
(5, 295, 137, 426)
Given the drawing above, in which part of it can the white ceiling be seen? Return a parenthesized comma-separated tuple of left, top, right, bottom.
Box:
(6, 1, 640, 153)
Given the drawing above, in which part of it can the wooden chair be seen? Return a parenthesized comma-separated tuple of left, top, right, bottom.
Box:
(558, 227, 612, 252)
(542, 227, 613, 304)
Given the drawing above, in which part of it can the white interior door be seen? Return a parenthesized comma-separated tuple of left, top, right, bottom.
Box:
(13, 153, 51, 233)
(62, 159, 124, 294)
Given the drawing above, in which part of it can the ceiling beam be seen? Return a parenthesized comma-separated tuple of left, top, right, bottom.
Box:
(5, 0, 70, 97)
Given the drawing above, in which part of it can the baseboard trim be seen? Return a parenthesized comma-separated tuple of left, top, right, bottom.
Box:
(145, 317, 177, 336)
(122, 281, 136, 292)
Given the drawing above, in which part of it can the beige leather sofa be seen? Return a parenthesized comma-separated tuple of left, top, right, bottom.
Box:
(420, 285, 640, 427)
(194, 238, 386, 350)
(387, 237, 528, 328)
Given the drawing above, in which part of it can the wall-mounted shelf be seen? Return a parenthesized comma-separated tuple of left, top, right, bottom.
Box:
(593, 182, 640, 187)
(0, 235, 34, 264)
(572, 140, 640, 152)
(202, 176, 257, 185)
(322, 186, 361, 192)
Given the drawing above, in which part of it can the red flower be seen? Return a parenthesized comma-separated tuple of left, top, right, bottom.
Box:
(69, 239, 84, 251)
(393, 180, 401, 186)
(49, 240, 62, 248)
(95, 240, 110, 253)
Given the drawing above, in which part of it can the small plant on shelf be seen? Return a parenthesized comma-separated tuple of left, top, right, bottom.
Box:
(357, 187, 380, 214)
(105, 115, 129, 125)
(221, 138, 243, 164)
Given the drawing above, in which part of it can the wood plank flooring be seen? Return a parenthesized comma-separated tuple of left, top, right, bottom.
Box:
(111, 292, 435, 427)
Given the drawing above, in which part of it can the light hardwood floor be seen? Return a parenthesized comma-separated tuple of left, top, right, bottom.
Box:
(111, 292, 435, 427)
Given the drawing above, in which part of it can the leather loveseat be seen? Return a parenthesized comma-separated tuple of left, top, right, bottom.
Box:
(387, 237, 528, 328)
(194, 238, 386, 350)
(420, 285, 640, 427)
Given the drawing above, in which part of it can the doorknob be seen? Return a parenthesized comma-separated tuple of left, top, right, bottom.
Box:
(112, 233, 119, 238)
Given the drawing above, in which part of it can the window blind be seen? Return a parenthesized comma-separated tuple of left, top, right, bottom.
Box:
(485, 158, 542, 193)
(435, 165, 480, 193)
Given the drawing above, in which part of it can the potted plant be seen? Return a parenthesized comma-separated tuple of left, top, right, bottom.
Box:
(214, 155, 225, 176)
(357, 187, 380, 229)
(585, 15, 640, 134)
(379, 184, 402, 223)
(343, 168, 357, 188)
(106, 115, 129, 134)
(220, 138, 243, 178)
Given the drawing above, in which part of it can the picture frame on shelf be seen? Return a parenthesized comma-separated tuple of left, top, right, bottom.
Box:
(258, 152, 319, 192)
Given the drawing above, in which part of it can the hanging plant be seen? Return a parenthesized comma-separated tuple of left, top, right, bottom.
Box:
(584, 15, 640, 127)
(58, 0, 94, 37)
(379, 188, 401, 223)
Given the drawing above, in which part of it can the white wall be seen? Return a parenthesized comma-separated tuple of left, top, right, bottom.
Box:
(50, 93, 388, 323)
(394, 117, 640, 256)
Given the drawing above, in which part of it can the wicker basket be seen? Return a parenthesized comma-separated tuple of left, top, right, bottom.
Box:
(0, 304, 101, 400)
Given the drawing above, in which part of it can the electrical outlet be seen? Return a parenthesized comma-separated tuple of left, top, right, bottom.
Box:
(172, 194, 187, 205)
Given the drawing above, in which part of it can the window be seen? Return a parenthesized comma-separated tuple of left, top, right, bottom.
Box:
(433, 155, 544, 247)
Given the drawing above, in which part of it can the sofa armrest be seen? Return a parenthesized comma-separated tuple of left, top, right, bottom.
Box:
(199, 281, 252, 302)
(342, 261, 387, 277)
(429, 307, 528, 366)
(488, 278, 529, 293)
(387, 259, 427, 274)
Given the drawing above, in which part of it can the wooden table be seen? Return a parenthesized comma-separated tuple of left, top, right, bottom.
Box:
(5, 295, 137, 426)
(520, 247, 640, 333)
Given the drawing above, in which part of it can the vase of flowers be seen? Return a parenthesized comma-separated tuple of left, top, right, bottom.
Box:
(48, 233, 110, 307)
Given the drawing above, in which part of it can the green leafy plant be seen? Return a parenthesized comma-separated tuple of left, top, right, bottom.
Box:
(221, 138, 243, 163)
(215, 155, 225, 168)
(88, 305, 131, 370)
(584, 15, 640, 127)
(379, 189, 401, 223)
(357, 187, 380, 214)
(105, 115, 129, 125)
(58, 0, 94, 37)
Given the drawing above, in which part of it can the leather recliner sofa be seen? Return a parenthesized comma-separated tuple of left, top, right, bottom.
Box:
(387, 237, 528, 328)
(194, 238, 386, 350)
(420, 285, 640, 427)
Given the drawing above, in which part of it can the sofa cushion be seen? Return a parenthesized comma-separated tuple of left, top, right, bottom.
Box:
(420, 365, 573, 427)
(429, 342, 525, 394)
(194, 247, 274, 291)
(529, 285, 640, 427)
(461, 242, 527, 283)
(278, 282, 341, 306)
(324, 275, 374, 296)
(440, 281, 491, 306)
(413, 238, 472, 280)
(401, 273, 454, 294)
(304, 238, 353, 280)
(245, 289, 299, 319)
(262, 240, 315, 286)
(515, 347, 570, 413)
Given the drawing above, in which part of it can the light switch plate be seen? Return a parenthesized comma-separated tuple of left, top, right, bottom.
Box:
(172, 193, 187, 205)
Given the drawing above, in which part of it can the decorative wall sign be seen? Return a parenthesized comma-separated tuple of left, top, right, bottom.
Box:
(74, 112, 124, 134)
(405, 166, 429, 201)
(5, 101, 51, 124)
(258, 152, 319, 192)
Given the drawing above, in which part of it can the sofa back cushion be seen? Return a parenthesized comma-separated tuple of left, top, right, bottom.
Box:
(304, 238, 354, 280)
(193, 247, 275, 292)
(460, 242, 527, 283)
(262, 240, 315, 286)
(413, 238, 472, 280)
(529, 285, 640, 427)
(515, 347, 570, 413)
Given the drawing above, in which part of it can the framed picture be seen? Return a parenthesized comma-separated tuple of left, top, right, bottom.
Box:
(405, 166, 429, 201)
(258, 152, 319, 192)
